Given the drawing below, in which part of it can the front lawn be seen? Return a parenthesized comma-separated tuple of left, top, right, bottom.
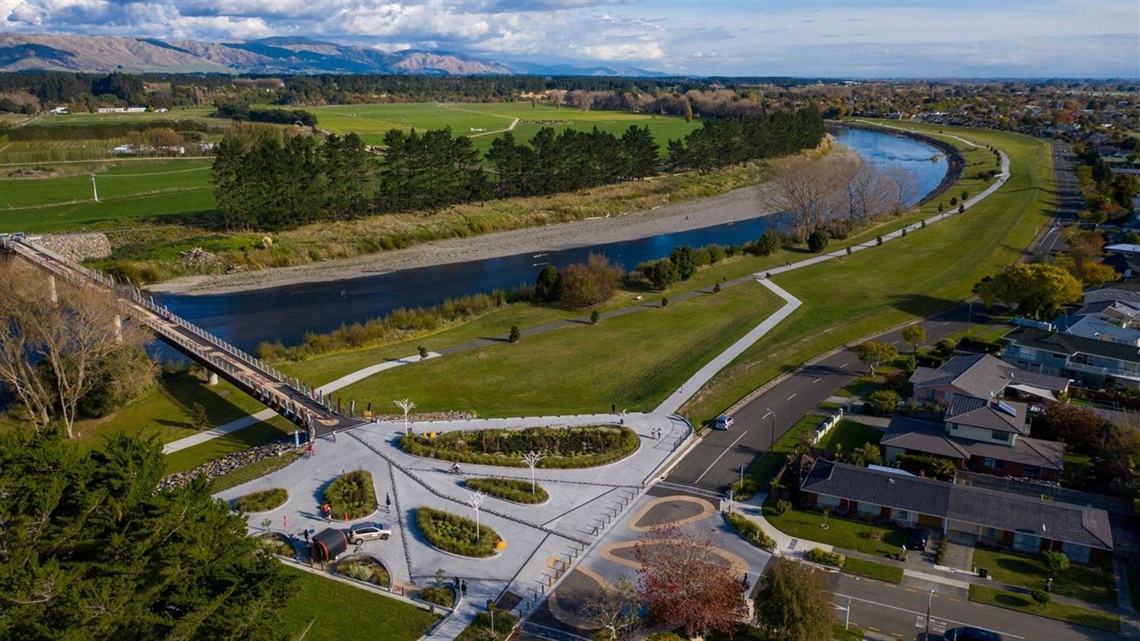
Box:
(970, 547, 1117, 607)
(817, 419, 883, 453)
(761, 501, 905, 557)
(280, 566, 438, 641)
(967, 584, 1120, 632)
(841, 557, 904, 584)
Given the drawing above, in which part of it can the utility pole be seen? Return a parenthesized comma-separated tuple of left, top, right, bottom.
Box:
(925, 588, 935, 639)
(766, 409, 777, 451)
(90, 174, 99, 202)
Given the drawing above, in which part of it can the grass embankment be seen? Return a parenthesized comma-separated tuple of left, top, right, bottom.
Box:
(744, 414, 821, 492)
(233, 488, 288, 513)
(967, 584, 1120, 632)
(725, 512, 775, 551)
(416, 507, 501, 558)
(464, 478, 549, 504)
(336, 556, 391, 589)
(970, 547, 1117, 607)
(324, 470, 378, 520)
(682, 124, 1053, 426)
(402, 426, 638, 469)
(210, 450, 302, 492)
(337, 280, 781, 417)
(762, 501, 906, 557)
(280, 566, 438, 641)
(841, 557, 904, 584)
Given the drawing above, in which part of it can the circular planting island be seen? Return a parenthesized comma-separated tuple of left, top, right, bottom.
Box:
(233, 488, 288, 513)
(335, 555, 391, 589)
(257, 532, 295, 557)
(416, 507, 503, 558)
(464, 478, 548, 505)
(324, 470, 378, 520)
(400, 425, 639, 468)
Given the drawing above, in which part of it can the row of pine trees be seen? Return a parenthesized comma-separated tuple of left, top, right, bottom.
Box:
(212, 107, 824, 231)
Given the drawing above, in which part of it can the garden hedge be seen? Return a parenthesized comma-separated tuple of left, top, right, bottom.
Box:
(400, 425, 639, 469)
(324, 470, 378, 520)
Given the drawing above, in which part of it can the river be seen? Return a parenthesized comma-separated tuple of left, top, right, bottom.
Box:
(156, 127, 948, 351)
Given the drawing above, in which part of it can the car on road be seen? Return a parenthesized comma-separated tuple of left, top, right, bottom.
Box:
(348, 523, 391, 543)
(943, 626, 1002, 641)
(906, 527, 930, 551)
(713, 415, 734, 430)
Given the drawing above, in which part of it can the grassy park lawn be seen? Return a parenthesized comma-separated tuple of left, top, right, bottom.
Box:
(280, 566, 438, 641)
(762, 500, 906, 557)
(682, 124, 1052, 426)
(334, 280, 782, 418)
(967, 584, 1120, 632)
(970, 547, 1117, 607)
(841, 557, 904, 584)
(816, 419, 883, 452)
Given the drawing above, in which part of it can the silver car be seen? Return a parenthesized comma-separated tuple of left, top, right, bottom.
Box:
(348, 523, 392, 543)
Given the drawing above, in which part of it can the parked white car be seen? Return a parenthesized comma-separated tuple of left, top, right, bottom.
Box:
(348, 523, 392, 543)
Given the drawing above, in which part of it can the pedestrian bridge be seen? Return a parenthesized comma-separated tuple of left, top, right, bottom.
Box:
(1, 235, 365, 438)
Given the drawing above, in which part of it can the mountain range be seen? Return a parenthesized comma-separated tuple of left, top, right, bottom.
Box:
(0, 33, 665, 77)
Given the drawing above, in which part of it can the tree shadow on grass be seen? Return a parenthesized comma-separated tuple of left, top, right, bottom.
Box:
(886, 293, 961, 317)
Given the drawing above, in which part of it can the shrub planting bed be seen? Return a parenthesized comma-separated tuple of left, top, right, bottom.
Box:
(336, 556, 391, 589)
(258, 532, 295, 557)
(464, 477, 548, 504)
(324, 470, 378, 520)
(805, 548, 846, 568)
(419, 585, 456, 609)
(233, 488, 288, 513)
(416, 507, 501, 558)
(725, 512, 775, 551)
(400, 425, 639, 469)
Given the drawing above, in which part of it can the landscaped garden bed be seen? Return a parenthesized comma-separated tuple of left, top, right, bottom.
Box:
(454, 610, 518, 641)
(725, 512, 775, 551)
(400, 425, 639, 469)
(419, 585, 456, 609)
(233, 488, 288, 513)
(464, 477, 548, 504)
(416, 507, 502, 558)
(257, 532, 295, 557)
(335, 555, 391, 589)
(324, 470, 378, 520)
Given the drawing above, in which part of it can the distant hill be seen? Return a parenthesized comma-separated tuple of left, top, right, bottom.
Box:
(0, 33, 663, 77)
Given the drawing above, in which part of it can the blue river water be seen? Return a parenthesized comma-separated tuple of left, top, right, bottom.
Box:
(157, 127, 948, 350)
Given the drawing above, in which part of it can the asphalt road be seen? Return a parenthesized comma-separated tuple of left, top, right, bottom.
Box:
(666, 302, 981, 492)
(831, 572, 1118, 641)
(1034, 141, 1083, 254)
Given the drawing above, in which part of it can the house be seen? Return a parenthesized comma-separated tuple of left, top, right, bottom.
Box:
(1053, 313, 1140, 346)
(882, 413, 1064, 480)
(800, 460, 1113, 563)
(910, 353, 1070, 405)
(1104, 243, 1140, 257)
(1002, 326, 1140, 388)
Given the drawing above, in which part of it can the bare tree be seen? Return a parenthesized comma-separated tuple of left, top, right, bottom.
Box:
(548, 89, 566, 109)
(521, 451, 545, 496)
(884, 163, 920, 215)
(0, 261, 150, 438)
(466, 490, 487, 541)
(845, 160, 893, 224)
(581, 578, 641, 641)
(394, 398, 416, 435)
(765, 155, 860, 242)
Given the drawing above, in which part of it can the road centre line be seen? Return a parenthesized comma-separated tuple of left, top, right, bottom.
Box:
(812, 377, 822, 384)
(694, 430, 749, 483)
(833, 593, 1024, 640)
(787, 393, 796, 401)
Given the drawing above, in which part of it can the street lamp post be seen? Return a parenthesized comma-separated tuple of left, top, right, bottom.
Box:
(845, 595, 852, 630)
(766, 409, 776, 451)
(925, 588, 935, 639)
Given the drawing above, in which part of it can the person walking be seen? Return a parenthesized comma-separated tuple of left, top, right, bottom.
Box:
(386, 493, 392, 512)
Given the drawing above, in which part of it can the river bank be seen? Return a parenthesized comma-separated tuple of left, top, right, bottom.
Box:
(149, 178, 786, 296)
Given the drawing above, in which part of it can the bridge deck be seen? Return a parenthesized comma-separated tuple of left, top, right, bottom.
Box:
(3, 237, 365, 438)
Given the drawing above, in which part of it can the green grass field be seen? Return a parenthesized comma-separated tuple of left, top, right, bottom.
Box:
(762, 500, 907, 557)
(335, 280, 781, 418)
(968, 584, 1120, 632)
(970, 547, 1117, 607)
(681, 123, 1053, 424)
(280, 566, 439, 641)
(841, 557, 904, 584)
(312, 102, 702, 154)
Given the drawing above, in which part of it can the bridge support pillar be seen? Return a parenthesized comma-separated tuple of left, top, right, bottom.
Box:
(48, 275, 58, 304)
(207, 372, 219, 386)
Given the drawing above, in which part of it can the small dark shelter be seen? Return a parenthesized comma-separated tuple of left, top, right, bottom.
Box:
(311, 528, 348, 562)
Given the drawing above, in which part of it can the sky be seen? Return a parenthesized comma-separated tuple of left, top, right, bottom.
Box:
(1, 0, 1138, 77)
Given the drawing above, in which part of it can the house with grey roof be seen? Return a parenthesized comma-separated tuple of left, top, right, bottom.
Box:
(1002, 326, 1140, 389)
(910, 354, 1069, 405)
(800, 460, 1113, 564)
(1054, 313, 1140, 346)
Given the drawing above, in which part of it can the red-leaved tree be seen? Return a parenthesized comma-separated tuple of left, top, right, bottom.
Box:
(634, 525, 747, 638)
